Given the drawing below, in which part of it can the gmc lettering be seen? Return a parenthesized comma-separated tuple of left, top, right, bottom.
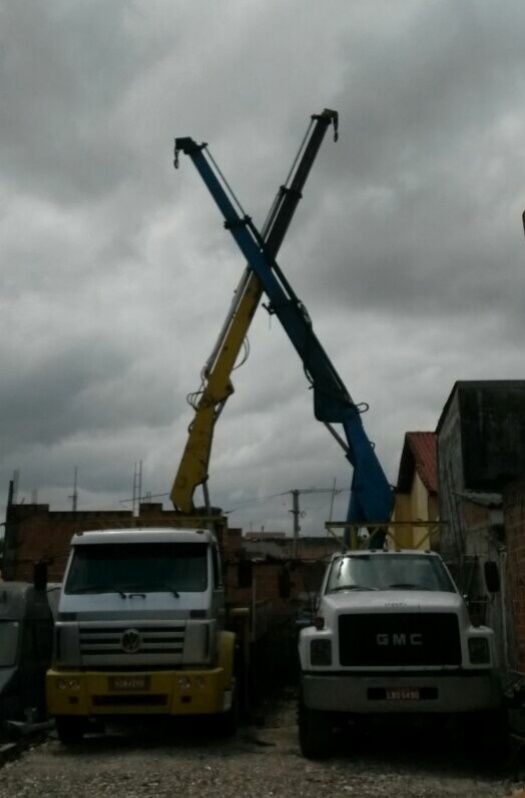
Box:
(376, 633, 423, 646)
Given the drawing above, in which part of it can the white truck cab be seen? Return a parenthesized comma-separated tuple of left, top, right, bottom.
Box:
(298, 549, 504, 759)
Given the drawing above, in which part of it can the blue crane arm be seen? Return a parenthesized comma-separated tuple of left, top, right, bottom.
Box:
(174, 138, 393, 526)
(171, 110, 338, 514)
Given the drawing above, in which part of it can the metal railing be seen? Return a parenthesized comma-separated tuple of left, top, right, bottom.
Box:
(323, 520, 447, 551)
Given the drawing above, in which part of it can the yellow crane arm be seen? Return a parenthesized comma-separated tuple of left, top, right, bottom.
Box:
(171, 270, 262, 514)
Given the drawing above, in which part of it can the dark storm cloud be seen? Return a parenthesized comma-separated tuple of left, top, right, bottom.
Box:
(0, 336, 179, 452)
(272, 1, 525, 322)
(0, 1, 157, 204)
(1, 0, 524, 533)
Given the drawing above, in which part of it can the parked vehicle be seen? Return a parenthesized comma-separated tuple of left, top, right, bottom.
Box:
(297, 548, 505, 759)
(46, 527, 252, 743)
(0, 567, 59, 726)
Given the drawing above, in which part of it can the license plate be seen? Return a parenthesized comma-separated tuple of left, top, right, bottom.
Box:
(386, 688, 420, 700)
(109, 676, 150, 691)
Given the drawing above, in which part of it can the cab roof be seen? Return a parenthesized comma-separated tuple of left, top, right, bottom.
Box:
(331, 549, 439, 561)
(71, 527, 216, 546)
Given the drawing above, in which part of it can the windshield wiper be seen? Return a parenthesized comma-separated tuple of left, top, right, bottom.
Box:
(72, 587, 128, 598)
(329, 585, 377, 592)
(121, 586, 181, 598)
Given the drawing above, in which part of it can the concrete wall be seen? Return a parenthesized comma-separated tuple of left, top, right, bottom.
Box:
(437, 382, 525, 564)
(437, 388, 465, 562)
(459, 384, 525, 491)
(504, 479, 525, 671)
(458, 502, 506, 668)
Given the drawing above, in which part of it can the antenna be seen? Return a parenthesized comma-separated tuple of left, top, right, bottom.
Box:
(132, 461, 143, 517)
(12, 470, 19, 505)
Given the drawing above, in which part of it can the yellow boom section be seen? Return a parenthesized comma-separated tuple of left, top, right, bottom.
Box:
(171, 270, 263, 513)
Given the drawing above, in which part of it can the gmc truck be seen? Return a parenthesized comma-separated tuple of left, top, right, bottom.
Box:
(298, 549, 505, 759)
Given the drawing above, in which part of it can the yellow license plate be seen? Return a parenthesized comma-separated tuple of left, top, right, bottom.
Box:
(109, 676, 150, 691)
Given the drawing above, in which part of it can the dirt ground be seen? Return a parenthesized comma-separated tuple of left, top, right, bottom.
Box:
(0, 697, 523, 798)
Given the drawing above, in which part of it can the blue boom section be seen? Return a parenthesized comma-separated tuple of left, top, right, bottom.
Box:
(175, 138, 394, 527)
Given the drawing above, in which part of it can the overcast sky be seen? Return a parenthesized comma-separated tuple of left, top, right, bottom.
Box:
(1, 0, 524, 538)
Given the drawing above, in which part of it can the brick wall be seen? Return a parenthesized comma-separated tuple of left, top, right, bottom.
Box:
(2, 502, 238, 583)
(1, 502, 330, 616)
(227, 559, 326, 613)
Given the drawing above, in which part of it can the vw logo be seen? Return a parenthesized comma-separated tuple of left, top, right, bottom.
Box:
(121, 628, 142, 654)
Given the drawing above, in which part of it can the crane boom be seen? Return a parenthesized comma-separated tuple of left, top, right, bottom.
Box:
(174, 136, 393, 525)
(171, 110, 338, 514)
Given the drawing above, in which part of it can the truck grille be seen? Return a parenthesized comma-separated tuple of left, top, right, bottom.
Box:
(79, 624, 185, 657)
(338, 613, 461, 667)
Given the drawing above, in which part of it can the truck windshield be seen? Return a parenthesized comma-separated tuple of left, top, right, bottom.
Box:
(0, 621, 19, 667)
(65, 543, 208, 595)
(327, 554, 455, 593)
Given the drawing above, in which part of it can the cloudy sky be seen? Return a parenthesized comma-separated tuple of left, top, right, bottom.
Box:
(1, 0, 524, 538)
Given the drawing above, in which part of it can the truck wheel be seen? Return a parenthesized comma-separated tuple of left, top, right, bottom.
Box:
(463, 709, 508, 766)
(55, 716, 85, 745)
(298, 698, 332, 759)
(213, 683, 239, 738)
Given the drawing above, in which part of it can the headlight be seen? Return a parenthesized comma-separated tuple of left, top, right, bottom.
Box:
(468, 637, 490, 665)
(178, 677, 191, 689)
(310, 639, 332, 666)
(57, 678, 80, 691)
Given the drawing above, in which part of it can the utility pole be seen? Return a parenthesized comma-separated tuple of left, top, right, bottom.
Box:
(291, 490, 301, 559)
(132, 461, 143, 517)
(12, 470, 19, 505)
(69, 466, 78, 513)
(288, 486, 343, 558)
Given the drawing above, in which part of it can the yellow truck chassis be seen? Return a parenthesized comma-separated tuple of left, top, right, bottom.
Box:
(47, 631, 236, 737)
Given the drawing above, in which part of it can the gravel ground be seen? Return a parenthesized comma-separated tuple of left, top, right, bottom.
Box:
(0, 698, 522, 798)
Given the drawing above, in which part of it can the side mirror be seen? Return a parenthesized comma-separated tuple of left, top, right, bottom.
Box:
(33, 560, 48, 592)
(237, 559, 253, 589)
(278, 568, 291, 599)
(484, 561, 500, 594)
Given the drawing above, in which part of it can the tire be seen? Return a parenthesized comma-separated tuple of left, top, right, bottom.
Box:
(213, 682, 239, 738)
(298, 697, 333, 759)
(55, 715, 86, 745)
(463, 709, 509, 766)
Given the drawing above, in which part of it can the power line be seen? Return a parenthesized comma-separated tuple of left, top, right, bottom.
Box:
(224, 487, 349, 516)
(223, 490, 291, 514)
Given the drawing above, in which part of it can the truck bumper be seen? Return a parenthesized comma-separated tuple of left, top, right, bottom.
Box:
(302, 671, 502, 714)
(47, 667, 233, 718)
